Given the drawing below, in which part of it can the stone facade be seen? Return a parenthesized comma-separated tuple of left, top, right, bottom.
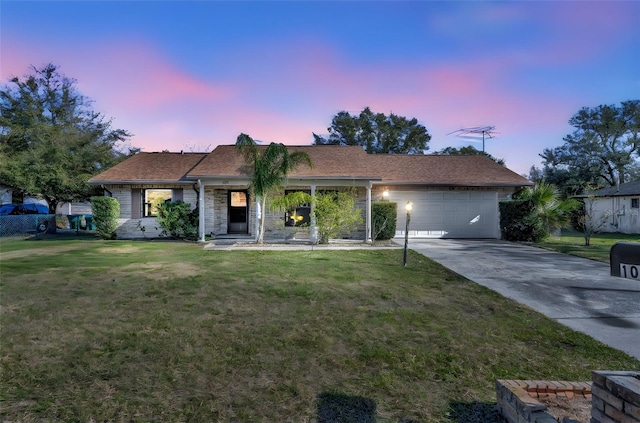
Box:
(591, 371, 640, 423)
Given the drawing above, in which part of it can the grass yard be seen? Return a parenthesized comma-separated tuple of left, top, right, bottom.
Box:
(1, 238, 639, 422)
(535, 230, 640, 262)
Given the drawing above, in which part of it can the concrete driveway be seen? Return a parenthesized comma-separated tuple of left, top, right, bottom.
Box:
(407, 239, 640, 360)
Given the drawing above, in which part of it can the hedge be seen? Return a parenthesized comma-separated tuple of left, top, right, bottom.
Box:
(499, 199, 545, 242)
(372, 202, 397, 240)
(91, 196, 120, 240)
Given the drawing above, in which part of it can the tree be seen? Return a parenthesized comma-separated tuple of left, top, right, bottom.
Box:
(434, 145, 505, 165)
(0, 63, 135, 212)
(313, 107, 431, 154)
(574, 195, 610, 247)
(235, 133, 312, 243)
(539, 100, 640, 195)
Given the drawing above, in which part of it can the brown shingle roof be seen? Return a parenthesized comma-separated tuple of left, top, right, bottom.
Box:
(187, 145, 379, 179)
(88, 152, 207, 184)
(368, 154, 532, 186)
(89, 145, 532, 187)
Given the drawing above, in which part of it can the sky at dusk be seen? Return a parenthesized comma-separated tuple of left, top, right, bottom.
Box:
(2, 1, 639, 175)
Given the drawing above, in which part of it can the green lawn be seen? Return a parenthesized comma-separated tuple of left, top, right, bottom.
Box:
(1, 237, 638, 422)
(535, 230, 640, 262)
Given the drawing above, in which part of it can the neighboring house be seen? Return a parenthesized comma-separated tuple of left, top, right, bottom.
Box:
(579, 181, 640, 235)
(88, 145, 532, 241)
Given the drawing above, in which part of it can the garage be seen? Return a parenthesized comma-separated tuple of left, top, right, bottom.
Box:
(390, 190, 499, 239)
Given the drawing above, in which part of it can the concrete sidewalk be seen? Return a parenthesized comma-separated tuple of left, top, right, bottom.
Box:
(407, 239, 640, 360)
(203, 238, 402, 251)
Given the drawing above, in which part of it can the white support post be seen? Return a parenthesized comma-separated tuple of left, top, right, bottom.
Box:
(198, 179, 205, 242)
(255, 196, 260, 242)
(366, 181, 372, 243)
(310, 184, 318, 244)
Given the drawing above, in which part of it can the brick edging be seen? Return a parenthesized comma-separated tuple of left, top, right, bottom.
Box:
(496, 379, 591, 423)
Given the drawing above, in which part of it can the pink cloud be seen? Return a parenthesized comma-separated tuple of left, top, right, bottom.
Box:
(3, 11, 627, 177)
(78, 39, 236, 111)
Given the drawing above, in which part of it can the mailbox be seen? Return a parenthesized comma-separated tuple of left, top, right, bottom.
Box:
(610, 242, 640, 279)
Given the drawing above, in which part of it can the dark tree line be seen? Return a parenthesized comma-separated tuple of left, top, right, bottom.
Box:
(532, 100, 640, 195)
(313, 107, 431, 154)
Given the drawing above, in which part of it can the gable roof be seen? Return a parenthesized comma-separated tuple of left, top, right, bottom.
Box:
(89, 145, 532, 187)
(587, 180, 640, 197)
(88, 152, 207, 184)
(187, 145, 379, 180)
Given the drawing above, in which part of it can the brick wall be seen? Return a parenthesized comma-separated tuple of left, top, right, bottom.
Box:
(591, 371, 640, 423)
(496, 379, 591, 423)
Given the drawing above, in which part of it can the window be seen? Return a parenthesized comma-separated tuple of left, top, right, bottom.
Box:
(632, 198, 639, 209)
(284, 190, 311, 226)
(230, 191, 247, 207)
(143, 189, 173, 217)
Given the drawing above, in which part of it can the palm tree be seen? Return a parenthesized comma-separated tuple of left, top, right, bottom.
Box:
(517, 180, 578, 240)
(235, 133, 312, 243)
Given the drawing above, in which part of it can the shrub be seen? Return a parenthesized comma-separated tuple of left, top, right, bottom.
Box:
(91, 196, 120, 239)
(372, 202, 397, 240)
(514, 181, 579, 240)
(314, 190, 363, 244)
(156, 201, 198, 240)
(499, 199, 542, 242)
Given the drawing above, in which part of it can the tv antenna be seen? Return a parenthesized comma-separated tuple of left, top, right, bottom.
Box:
(446, 125, 498, 153)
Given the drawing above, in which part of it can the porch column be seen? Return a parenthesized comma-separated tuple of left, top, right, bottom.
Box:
(310, 184, 318, 243)
(366, 181, 372, 243)
(255, 196, 260, 242)
(198, 179, 206, 242)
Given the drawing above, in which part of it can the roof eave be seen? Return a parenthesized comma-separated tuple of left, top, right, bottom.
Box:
(374, 181, 533, 187)
(88, 179, 196, 185)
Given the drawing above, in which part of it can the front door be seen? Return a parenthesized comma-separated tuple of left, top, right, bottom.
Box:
(228, 190, 248, 234)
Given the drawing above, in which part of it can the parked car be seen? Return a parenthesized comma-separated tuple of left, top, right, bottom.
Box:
(0, 203, 50, 215)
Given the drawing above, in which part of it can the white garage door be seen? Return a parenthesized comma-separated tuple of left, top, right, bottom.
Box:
(391, 191, 499, 238)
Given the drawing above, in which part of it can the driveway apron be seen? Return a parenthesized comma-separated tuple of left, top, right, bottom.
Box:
(407, 239, 640, 360)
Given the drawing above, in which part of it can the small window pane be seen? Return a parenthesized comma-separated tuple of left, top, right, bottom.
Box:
(632, 198, 639, 209)
(144, 189, 172, 217)
(284, 190, 311, 226)
(231, 191, 247, 207)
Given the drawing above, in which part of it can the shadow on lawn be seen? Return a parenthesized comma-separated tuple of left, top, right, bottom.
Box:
(447, 401, 506, 423)
(316, 392, 377, 423)
(316, 392, 422, 423)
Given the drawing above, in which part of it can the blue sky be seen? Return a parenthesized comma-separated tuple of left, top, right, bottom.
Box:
(2, 1, 638, 175)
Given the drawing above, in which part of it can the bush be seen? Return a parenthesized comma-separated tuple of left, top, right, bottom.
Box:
(314, 190, 363, 244)
(498, 199, 544, 242)
(372, 202, 397, 240)
(156, 201, 198, 240)
(91, 196, 120, 240)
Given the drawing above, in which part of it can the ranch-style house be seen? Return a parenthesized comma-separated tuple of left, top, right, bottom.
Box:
(88, 144, 533, 241)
